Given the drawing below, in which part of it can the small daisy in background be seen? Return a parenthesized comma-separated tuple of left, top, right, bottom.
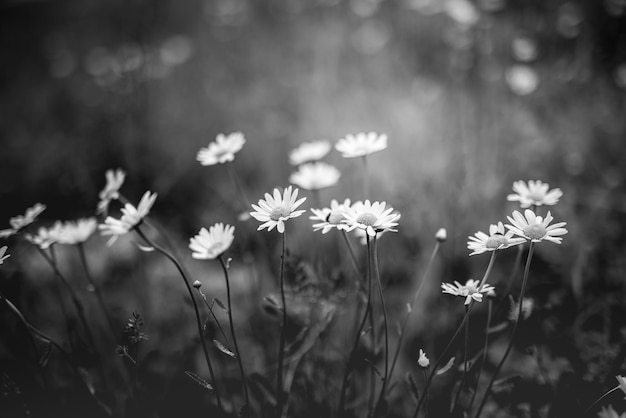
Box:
(467, 221, 526, 256)
(289, 140, 331, 166)
(57, 218, 98, 245)
(289, 162, 341, 191)
(250, 186, 306, 233)
(24, 223, 64, 250)
(341, 200, 400, 237)
(335, 132, 388, 158)
(0, 203, 46, 238)
(189, 223, 235, 260)
(310, 199, 352, 234)
(99, 191, 157, 245)
(197, 132, 246, 166)
(506, 209, 568, 244)
(441, 279, 495, 305)
(418, 349, 430, 368)
(507, 180, 563, 208)
(508, 296, 534, 321)
(0, 246, 10, 264)
(97, 168, 126, 215)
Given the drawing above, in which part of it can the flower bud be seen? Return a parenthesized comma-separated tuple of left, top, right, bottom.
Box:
(418, 349, 430, 368)
(436, 228, 447, 242)
(192, 280, 202, 289)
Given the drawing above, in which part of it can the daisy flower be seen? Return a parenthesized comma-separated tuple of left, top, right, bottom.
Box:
(467, 222, 526, 256)
(599, 405, 626, 418)
(0, 203, 46, 238)
(335, 132, 388, 158)
(24, 223, 64, 250)
(197, 132, 246, 166)
(289, 162, 341, 191)
(309, 199, 352, 234)
(441, 279, 495, 305)
(57, 218, 98, 245)
(507, 180, 563, 208)
(97, 168, 126, 215)
(505, 209, 568, 244)
(250, 186, 306, 233)
(189, 223, 235, 260)
(0, 246, 10, 264)
(341, 200, 400, 237)
(418, 349, 430, 368)
(289, 140, 331, 166)
(99, 191, 157, 245)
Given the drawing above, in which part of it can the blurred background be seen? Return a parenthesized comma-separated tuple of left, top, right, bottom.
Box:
(1, 0, 626, 417)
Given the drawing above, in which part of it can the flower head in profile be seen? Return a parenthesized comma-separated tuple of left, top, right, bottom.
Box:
(58, 218, 98, 245)
(0, 246, 10, 265)
(441, 279, 495, 305)
(310, 199, 352, 234)
(335, 132, 388, 158)
(289, 162, 341, 191)
(341, 200, 400, 237)
(197, 132, 246, 166)
(250, 186, 306, 233)
(418, 349, 430, 368)
(289, 140, 331, 166)
(98, 168, 126, 215)
(189, 223, 235, 260)
(99, 191, 157, 246)
(24, 223, 64, 250)
(506, 209, 567, 244)
(599, 405, 626, 418)
(0, 203, 46, 238)
(507, 180, 563, 208)
(617, 376, 626, 399)
(467, 222, 526, 256)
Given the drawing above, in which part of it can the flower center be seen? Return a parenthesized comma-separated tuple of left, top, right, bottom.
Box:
(327, 211, 344, 225)
(270, 206, 291, 221)
(523, 224, 546, 240)
(528, 191, 545, 203)
(356, 212, 377, 226)
(485, 234, 507, 249)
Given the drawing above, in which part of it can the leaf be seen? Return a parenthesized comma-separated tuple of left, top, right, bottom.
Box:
(185, 371, 213, 390)
(213, 339, 237, 358)
(406, 303, 412, 313)
(135, 243, 154, 252)
(487, 322, 509, 334)
(406, 372, 420, 403)
(364, 358, 382, 379)
(78, 367, 95, 395)
(39, 342, 53, 368)
(436, 357, 455, 375)
(213, 298, 227, 312)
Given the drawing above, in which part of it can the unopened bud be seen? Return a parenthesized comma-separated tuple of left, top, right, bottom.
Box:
(436, 228, 447, 242)
(192, 280, 202, 289)
(418, 349, 430, 368)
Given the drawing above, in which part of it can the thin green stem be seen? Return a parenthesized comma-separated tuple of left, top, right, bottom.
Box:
(218, 255, 250, 409)
(226, 161, 251, 210)
(388, 241, 441, 390)
(468, 298, 493, 411)
(373, 235, 390, 415)
(276, 231, 288, 418)
(422, 369, 429, 418)
(584, 385, 621, 416)
(478, 251, 497, 288)
(362, 156, 369, 198)
(339, 234, 373, 415)
(451, 305, 470, 413)
(473, 242, 535, 418)
(341, 230, 362, 278)
(134, 226, 223, 411)
(196, 288, 231, 347)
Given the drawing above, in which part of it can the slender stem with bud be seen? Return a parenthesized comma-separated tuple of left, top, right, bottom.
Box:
(276, 230, 288, 418)
(373, 235, 390, 414)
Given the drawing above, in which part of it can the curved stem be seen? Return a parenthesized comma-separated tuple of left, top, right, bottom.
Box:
(134, 226, 223, 411)
(451, 305, 470, 412)
(413, 305, 473, 418)
(388, 241, 441, 390)
(478, 251, 497, 288)
(276, 231, 288, 418)
(584, 385, 621, 416)
(473, 242, 535, 418)
(468, 298, 493, 411)
(373, 236, 390, 414)
(339, 234, 373, 415)
(341, 230, 362, 278)
(196, 288, 231, 347)
(218, 255, 250, 408)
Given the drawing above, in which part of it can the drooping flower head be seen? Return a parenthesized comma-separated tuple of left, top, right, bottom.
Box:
(418, 349, 430, 368)
(289, 162, 341, 191)
(57, 218, 98, 245)
(189, 223, 235, 260)
(98, 168, 126, 215)
(341, 200, 400, 237)
(467, 221, 526, 256)
(507, 180, 563, 208)
(99, 191, 157, 246)
(441, 279, 495, 305)
(0, 246, 10, 265)
(24, 223, 64, 250)
(505, 209, 567, 244)
(250, 186, 306, 233)
(289, 140, 331, 166)
(197, 132, 246, 166)
(0, 203, 46, 238)
(335, 132, 388, 158)
(309, 199, 352, 234)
